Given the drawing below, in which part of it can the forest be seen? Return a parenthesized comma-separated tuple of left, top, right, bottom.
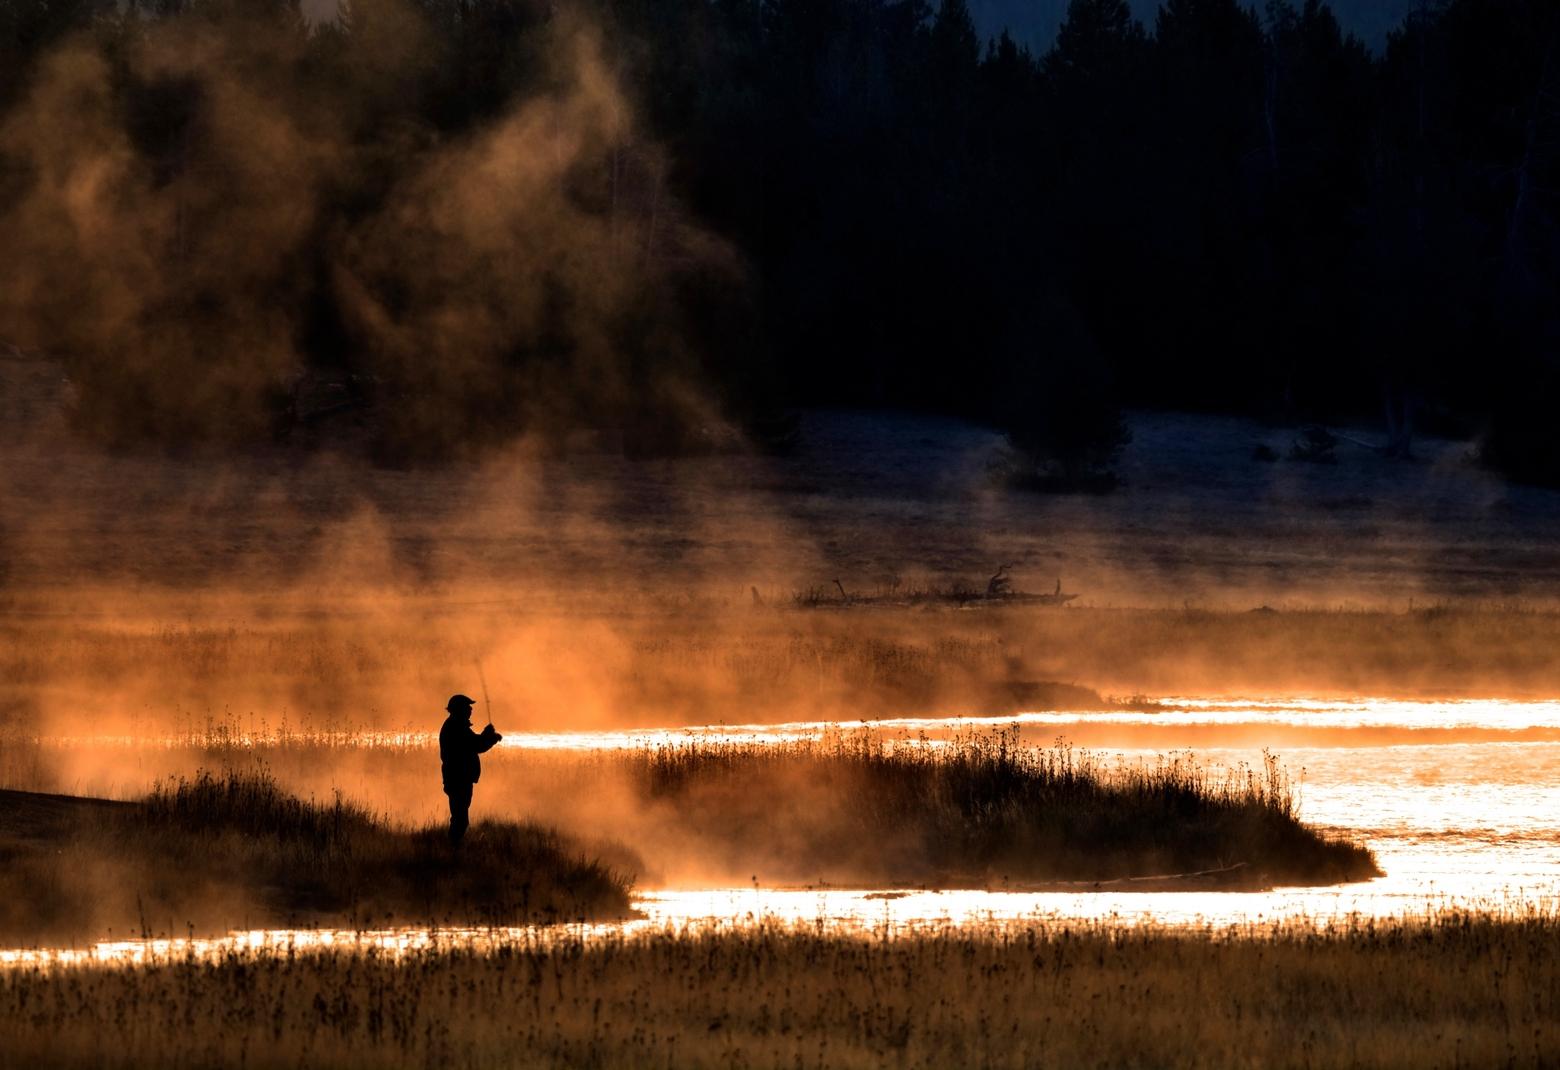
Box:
(1, 0, 1557, 481)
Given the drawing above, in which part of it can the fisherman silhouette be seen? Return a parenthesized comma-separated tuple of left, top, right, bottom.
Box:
(439, 694, 502, 847)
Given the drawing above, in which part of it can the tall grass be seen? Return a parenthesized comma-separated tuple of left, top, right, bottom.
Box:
(2, 908, 1557, 1068)
(0, 771, 634, 943)
(623, 729, 1377, 885)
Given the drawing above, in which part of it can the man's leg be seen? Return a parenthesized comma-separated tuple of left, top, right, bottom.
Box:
(447, 784, 472, 846)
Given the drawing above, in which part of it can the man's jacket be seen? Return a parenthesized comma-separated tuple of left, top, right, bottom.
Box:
(439, 716, 501, 789)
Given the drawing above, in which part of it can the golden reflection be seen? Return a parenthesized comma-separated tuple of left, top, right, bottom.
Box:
(7, 892, 1560, 972)
(44, 697, 1560, 753)
(11, 696, 1560, 965)
(0, 922, 648, 970)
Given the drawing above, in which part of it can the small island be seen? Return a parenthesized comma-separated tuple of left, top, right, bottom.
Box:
(624, 730, 1378, 890)
(0, 732, 1374, 944)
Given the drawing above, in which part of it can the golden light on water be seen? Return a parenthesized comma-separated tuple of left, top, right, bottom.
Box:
(0, 924, 636, 970)
(488, 697, 1560, 747)
(52, 697, 1560, 752)
(12, 696, 1560, 965)
(9, 890, 1560, 972)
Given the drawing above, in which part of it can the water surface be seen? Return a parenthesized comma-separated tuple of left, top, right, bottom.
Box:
(8, 696, 1560, 965)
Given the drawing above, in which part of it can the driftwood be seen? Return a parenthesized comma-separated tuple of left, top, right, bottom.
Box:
(1018, 578, 1079, 606)
(787, 572, 1079, 610)
(986, 564, 1014, 598)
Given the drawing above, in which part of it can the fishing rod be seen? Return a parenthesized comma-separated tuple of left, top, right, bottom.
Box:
(475, 659, 493, 729)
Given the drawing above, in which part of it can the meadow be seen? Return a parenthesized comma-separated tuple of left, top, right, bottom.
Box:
(3, 908, 1556, 1068)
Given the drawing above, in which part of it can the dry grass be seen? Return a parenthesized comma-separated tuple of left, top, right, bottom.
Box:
(0, 771, 634, 943)
(623, 730, 1378, 886)
(2, 909, 1557, 1068)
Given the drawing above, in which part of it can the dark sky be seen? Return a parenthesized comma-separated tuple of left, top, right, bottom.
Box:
(971, 0, 1416, 53)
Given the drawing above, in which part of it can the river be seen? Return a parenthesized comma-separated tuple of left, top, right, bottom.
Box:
(6, 696, 1559, 966)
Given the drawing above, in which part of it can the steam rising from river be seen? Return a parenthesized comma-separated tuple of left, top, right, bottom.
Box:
(6, 698, 1560, 955)
(5, 0, 1560, 961)
(0, 0, 730, 449)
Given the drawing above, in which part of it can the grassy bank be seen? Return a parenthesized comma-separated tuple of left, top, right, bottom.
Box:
(3, 910, 1557, 1068)
(624, 731, 1377, 887)
(0, 772, 634, 943)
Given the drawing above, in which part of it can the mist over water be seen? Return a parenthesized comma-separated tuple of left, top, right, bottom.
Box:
(5, 22, 1560, 1070)
(583, 697, 1560, 930)
(7, 695, 1559, 963)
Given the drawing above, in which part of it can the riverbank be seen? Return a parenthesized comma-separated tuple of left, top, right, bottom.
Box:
(0, 773, 635, 944)
(3, 909, 1556, 1068)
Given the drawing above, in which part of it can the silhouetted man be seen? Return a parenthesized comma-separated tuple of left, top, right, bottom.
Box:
(439, 693, 502, 847)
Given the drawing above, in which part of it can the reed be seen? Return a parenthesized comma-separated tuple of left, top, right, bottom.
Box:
(620, 729, 1378, 885)
(2, 908, 1557, 1068)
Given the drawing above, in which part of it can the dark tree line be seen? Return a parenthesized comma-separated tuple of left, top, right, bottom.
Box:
(2, 0, 1558, 480)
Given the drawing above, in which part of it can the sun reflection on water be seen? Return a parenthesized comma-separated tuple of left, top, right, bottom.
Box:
(12, 696, 1560, 966)
(49, 697, 1560, 753)
(7, 886, 1559, 972)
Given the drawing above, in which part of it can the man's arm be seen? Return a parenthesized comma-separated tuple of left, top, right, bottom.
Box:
(473, 724, 502, 754)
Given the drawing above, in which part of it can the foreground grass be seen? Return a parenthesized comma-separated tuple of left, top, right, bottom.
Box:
(623, 730, 1378, 887)
(2, 910, 1557, 1068)
(0, 772, 633, 943)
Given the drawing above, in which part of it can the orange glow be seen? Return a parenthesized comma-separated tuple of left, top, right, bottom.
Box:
(7, 695, 1560, 964)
